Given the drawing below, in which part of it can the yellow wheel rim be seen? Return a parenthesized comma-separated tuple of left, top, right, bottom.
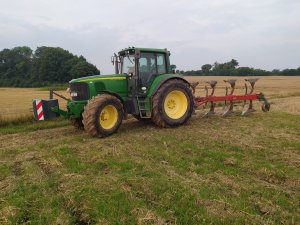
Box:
(99, 105, 118, 130)
(164, 90, 188, 119)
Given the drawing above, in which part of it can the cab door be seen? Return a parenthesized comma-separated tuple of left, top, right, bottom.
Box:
(137, 52, 167, 94)
(121, 55, 137, 97)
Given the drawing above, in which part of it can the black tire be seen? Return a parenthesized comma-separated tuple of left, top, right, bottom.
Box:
(152, 79, 194, 127)
(262, 102, 271, 112)
(82, 94, 123, 137)
(70, 117, 84, 130)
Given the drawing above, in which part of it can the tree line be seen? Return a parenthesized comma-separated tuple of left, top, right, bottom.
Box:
(177, 59, 300, 76)
(1, 47, 299, 88)
(0, 46, 100, 87)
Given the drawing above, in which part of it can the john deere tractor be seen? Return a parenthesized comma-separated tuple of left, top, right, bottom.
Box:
(33, 47, 194, 137)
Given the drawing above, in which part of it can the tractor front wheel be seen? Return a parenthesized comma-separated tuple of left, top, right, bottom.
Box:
(82, 94, 123, 137)
(152, 79, 194, 127)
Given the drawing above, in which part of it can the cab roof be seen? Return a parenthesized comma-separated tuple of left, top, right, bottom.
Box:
(118, 47, 168, 55)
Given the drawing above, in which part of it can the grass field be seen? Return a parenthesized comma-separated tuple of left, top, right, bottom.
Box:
(0, 76, 299, 224)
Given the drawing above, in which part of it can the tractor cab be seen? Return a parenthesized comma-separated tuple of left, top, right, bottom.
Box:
(112, 47, 172, 97)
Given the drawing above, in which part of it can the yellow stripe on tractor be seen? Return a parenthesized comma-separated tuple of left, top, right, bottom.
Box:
(79, 77, 126, 82)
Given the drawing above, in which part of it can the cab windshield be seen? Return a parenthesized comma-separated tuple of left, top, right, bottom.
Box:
(121, 55, 135, 74)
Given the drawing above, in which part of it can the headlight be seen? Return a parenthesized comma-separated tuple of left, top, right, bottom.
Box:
(70, 92, 78, 97)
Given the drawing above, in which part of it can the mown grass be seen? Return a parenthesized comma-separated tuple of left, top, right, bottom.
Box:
(0, 114, 35, 127)
(0, 117, 69, 134)
(0, 111, 299, 224)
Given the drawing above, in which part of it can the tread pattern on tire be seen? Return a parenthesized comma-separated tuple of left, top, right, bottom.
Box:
(82, 94, 123, 137)
(151, 79, 194, 127)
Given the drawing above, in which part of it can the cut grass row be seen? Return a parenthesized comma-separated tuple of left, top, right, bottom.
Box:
(0, 115, 35, 127)
(0, 117, 69, 134)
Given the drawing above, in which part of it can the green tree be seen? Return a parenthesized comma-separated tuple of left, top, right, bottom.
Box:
(234, 67, 254, 76)
(32, 46, 99, 83)
(69, 60, 99, 79)
(228, 59, 239, 69)
(32, 46, 74, 82)
(211, 59, 239, 75)
(201, 64, 212, 74)
(272, 69, 280, 75)
(0, 46, 33, 86)
(0, 46, 100, 87)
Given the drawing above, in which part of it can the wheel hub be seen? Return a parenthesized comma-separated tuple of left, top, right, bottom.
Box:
(167, 99, 176, 109)
(100, 110, 109, 121)
(164, 90, 188, 119)
(99, 105, 118, 129)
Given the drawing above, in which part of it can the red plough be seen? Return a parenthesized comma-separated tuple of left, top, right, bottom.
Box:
(192, 78, 270, 116)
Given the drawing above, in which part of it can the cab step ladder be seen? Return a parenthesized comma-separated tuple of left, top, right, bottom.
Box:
(137, 97, 151, 118)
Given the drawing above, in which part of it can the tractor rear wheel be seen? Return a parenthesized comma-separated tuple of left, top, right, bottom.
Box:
(82, 94, 123, 137)
(152, 79, 194, 127)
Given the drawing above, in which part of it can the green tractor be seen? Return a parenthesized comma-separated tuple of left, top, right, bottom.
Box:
(34, 47, 195, 137)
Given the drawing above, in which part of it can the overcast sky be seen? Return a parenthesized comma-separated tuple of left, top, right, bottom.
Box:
(0, 0, 299, 73)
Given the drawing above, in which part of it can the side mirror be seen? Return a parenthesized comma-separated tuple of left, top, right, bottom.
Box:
(170, 64, 176, 70)
(170, 64, 176, 74)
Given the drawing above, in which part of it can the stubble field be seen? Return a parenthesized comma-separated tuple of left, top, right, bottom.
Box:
(0, 76, 299, 224)
(187, 76, 300, 115)
(0, 87, 68, 123)
(1, 76, 299, 122)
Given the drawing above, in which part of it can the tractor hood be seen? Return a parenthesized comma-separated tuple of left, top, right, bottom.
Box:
(69, 74, 127, 83)
(69, 74, 128, 101)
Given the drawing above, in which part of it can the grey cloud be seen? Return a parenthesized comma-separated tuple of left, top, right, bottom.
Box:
(0, 0, 299, 73)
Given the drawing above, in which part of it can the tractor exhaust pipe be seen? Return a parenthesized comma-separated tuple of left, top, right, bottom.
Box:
(114, 53, 119, 74)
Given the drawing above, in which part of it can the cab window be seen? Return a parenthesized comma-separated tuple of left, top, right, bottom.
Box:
(157, 54, 167, 74)
(121, 55, 135, 74)
(138, 52, 166, 88)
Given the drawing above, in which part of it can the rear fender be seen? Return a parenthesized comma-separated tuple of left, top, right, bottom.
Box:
(147, 74, 191, 97)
